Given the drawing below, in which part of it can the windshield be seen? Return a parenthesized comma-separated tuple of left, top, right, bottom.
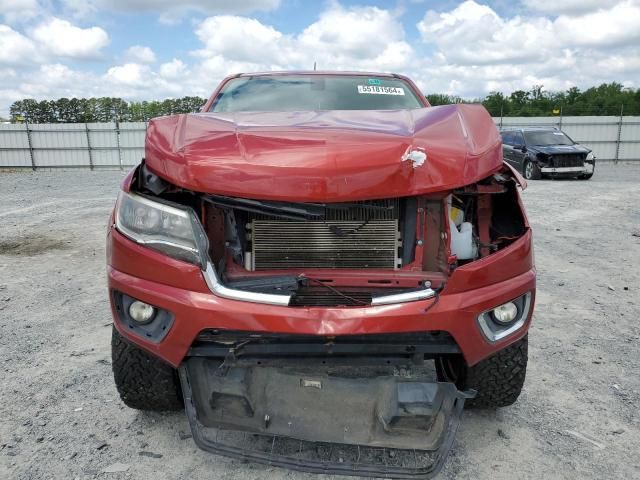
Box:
(210, 75, 424, 112)
(524, 131, 574, 146)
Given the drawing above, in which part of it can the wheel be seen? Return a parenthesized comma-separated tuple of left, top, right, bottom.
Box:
(523, 160, 541, 180)
(111, 326, 183, 411)
(436, 335, 528, 408)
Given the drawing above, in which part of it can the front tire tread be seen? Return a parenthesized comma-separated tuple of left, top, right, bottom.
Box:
(111, 327, 183, 411)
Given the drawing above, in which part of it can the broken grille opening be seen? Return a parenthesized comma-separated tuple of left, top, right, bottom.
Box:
(250, 220, 401, 270)
(246, 199, 403, 271)
(288, 286, 423, 307)
(196, 171, 526, 304)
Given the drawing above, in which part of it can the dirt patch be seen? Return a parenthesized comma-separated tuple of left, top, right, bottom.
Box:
(0, 234, 70, 256)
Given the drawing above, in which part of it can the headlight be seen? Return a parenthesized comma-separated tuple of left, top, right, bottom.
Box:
(115, 191, 208, 266)
(586, 152, 595, 161)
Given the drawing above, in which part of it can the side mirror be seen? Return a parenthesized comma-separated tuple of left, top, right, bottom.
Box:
(514, 145, 526, 152)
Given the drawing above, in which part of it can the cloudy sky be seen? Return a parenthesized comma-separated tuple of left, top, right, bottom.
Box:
(1, 0, 639, 116)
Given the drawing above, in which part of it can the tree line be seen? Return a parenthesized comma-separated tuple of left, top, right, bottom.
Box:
(9, 97, 206, 123)
(8, 82, 640, 123)
(428, 82, 640, 117)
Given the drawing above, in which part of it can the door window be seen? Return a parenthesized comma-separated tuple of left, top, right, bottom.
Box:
(501, 131, 514, 146)
(513, 132, 524, 148)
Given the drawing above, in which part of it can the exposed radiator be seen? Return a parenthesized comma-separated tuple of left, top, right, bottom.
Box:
(243, 199, 402, 271)
(249, 220, 400, 270)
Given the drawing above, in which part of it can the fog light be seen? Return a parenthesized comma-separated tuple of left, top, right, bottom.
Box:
(128, 301, 155, 324)
(492, 302, 518, 324)
(478, 292, 532, 343)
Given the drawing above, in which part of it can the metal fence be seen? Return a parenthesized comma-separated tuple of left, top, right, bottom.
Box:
(1, 116, 639, 170)
(0, 122, 146, 170)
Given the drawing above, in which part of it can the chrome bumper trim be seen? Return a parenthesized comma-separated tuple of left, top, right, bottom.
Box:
(540, 166, 585, 173)
(203, 263, 437, 307)
(371, 287, 436, 306)
(203, 263, 292, 306)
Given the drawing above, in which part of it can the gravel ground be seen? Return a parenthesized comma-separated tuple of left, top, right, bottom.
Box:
(0, 164, 639, 480)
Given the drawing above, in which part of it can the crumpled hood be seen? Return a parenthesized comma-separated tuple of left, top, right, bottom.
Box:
(144, 104, 502, 202)
(528, 144, 591, 156)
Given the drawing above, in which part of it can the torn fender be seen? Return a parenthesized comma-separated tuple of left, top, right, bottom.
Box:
(145, 104, 502, 202)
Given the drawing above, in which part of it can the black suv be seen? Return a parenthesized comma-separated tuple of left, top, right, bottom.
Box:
(500, 127, 595, 180)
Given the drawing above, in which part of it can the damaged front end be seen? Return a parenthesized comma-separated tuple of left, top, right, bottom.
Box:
(116, 161, 529, 478)
(128, 160, 527, 310)
(109, 102, 534, 478)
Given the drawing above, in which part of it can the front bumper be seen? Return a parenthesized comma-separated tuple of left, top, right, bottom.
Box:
(180, 358, 474, 478)
(541, 163, 594, 175)
(107, 223, 534, 478)
(107, 228, 535, 368)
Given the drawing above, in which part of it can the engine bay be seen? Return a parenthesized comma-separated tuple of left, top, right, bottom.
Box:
(131, 164, 527, 306)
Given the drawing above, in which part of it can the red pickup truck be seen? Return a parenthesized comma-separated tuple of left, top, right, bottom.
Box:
(106, 71, 535, 479)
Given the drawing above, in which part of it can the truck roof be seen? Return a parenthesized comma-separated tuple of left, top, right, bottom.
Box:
(236, 71, 403, 78)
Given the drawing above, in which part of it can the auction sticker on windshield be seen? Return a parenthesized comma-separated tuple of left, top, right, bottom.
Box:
(357, 85, 405, 95)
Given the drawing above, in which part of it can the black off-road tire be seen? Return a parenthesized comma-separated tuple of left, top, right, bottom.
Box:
(111, 327, 183, 411)
(523, 160, 542, 180)
(436, 335, 528, 408)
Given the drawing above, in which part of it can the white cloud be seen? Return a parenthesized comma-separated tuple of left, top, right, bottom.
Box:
(0, 0, 39, 23)
(418, 1, 554, 65)
(159, 59, 186, 78)
(522, 0, 621, 15)
(31, 18, 109, 59)
(106, 63, 149, 86)
(192, 5, 412, 75)
(124, 45, 156, 64)
(298, 5, 412, 70)
(553, 1, 640, 48)
(0, 24, 39, 65)
(419, 1, 640, 64)
(132, 0, 278, 12)
(101, 0, 280, 12)
(195, 16, 286, 64)
(103, 61, 194, 98)
(299, 6, 404, 61)
(63, 0, 281, 21)
(61, 0, 98, 18)
(0, 63, 97, 106)
(37, 64, 89, 89)
(415, 0, 640, 95)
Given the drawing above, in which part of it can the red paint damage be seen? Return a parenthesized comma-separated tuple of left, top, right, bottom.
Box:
(144, 104, 502, 201)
